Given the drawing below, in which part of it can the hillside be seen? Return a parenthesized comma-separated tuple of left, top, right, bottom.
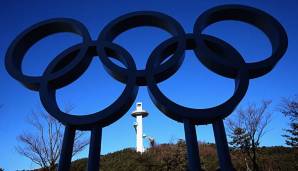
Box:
(69, 140, 297, 171)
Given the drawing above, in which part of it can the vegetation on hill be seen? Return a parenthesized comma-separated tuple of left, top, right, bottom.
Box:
(69, 140, 297, 171)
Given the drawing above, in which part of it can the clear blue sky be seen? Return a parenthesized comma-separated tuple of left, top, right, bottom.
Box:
(0, 0, 297, 170)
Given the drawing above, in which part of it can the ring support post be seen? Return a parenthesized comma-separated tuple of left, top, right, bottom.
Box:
(58, 126, 75, 171)
(88, 127, 102, 171)
(184, 120, 201, 171)
(213, 120, 234, 171)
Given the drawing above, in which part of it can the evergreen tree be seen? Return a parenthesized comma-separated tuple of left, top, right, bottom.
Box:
(280, 95, 298, 148)
(229, 128, 251, 151)
(229, 127, 251, 170)
(283, 122, 298, 147)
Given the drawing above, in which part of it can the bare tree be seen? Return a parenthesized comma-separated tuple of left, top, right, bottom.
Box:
(227, 100, 272, 171)
(144, 135, 156, 148)
(16, 105, 88, 171)
(279, 95, 298, 147)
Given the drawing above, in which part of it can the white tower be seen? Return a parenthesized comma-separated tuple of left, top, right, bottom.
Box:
(132, 102, 148, 153)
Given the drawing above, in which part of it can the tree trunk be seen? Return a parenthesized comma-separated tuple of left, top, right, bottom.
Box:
(49, 162, 56, 171)
(251, 142, 259, 171)
(244, 157, 251, 171)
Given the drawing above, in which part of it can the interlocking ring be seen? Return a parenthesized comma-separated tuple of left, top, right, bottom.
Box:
(39, 41, 138, 130)
(4, 5, 288, 131)
(5, 18, 91, 90)
(98, 11, 186, 86)
(5, 4, 288, 135)
(193, 5, 288, 79)
(146, 33, 249, 125)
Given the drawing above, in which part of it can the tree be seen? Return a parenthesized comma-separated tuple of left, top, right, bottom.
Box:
(143, 135, 156, 148)
(227, 100, 272, 171)
(279, 95, 298, 147)
(16, 105, 88, 171)
(229, 127, 251, 170)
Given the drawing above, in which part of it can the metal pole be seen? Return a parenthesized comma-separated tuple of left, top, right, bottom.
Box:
(213, 119, 234, 171)
(58, 126, 75, 171)
(183, 119, 202, 171)
(87, 126, 102, 171)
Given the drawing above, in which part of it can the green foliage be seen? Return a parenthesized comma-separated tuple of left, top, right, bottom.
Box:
(229, 127, 251, 151)
(199, 143, 218, 170)
(100, 140, 188, 171)
(280, 95, 298, 147)
(68, 142, 297, 171)
(71, 158, 88, 171)
(231, 146, 298, 171)
(283, 122, 298, 147)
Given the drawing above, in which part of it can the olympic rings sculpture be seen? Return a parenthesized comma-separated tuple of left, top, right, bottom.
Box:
(5, 4, 287, 171)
